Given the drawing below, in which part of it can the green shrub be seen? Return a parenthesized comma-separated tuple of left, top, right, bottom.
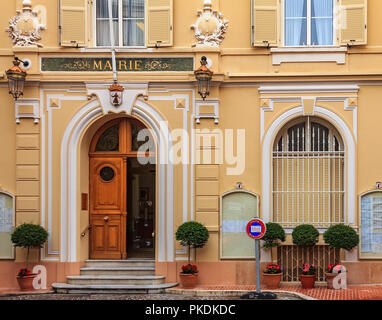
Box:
(292, 224, 319, 247)
(175, 221, 209, 262)
(323, 224, 359, 250)
(262, 223, 286, 248)
(11, 223, 48, 267)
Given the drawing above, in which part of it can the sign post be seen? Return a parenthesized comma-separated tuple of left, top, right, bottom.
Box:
(246, 218, 266, 294)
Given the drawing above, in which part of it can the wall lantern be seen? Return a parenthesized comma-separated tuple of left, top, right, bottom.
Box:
(6, 57, 28, 101)
(194, 56, 213, 100)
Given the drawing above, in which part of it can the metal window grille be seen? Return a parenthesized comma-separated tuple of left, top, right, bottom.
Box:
(277, 245, 340, 282)
(272, 117, 345, 228)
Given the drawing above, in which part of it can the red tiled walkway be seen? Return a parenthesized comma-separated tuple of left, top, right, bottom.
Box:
(186, 284, 382, 300)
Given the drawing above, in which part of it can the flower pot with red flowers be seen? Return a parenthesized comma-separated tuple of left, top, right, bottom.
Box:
(16, 268, 37, 291)
(325, 264, 342, 289)
(263, 263, 282, 289)
(175, 222, 209, 289)
(179, 264, 199, 288)
(11, 223, 48, 291)
(299, 263, 317, 289)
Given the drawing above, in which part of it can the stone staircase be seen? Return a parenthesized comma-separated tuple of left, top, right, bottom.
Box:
(52, 259, 178, 294)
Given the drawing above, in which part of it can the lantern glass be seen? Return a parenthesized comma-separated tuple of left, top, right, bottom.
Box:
(6, 60, 26, 100)
(194, 56, 213, 100)
(197, 76, 210, 100)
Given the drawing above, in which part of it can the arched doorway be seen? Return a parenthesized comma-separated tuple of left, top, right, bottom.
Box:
(89, 117, 156, 259)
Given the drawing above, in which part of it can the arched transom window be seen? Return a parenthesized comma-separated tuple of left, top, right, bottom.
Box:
(272, 116, 345, 228)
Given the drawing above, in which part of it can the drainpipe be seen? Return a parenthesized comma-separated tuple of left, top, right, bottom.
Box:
(108, 0, 118, 83)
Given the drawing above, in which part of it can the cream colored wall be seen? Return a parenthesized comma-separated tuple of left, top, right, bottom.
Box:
(1, 0, 382, 265)
(0, 89, 16, 196)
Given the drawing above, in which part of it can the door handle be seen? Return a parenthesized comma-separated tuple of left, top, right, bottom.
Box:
(152, 232, 155, 238)
(104, 216, 109, 222)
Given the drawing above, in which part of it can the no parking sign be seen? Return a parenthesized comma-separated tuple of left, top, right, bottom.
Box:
(246, 218, 266, 240)
(246, 218, 266, 295)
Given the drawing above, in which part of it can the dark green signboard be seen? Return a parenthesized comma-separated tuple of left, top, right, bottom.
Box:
(41, 57, 194, 72)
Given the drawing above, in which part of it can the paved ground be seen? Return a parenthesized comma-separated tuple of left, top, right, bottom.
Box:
(1, 284, 382, 300)
(168, 284, 382, 300)
(0, 292, 299, 300)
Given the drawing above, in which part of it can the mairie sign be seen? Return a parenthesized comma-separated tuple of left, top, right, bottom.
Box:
(41, 57, 194, 72)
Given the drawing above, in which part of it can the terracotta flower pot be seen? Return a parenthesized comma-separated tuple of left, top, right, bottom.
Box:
(299, 274, 316, 289)
(16, 274, 37, 291)
(325, 272, 337, 289)
(263, 273, 282, 289)
(179, 273, 198, 289)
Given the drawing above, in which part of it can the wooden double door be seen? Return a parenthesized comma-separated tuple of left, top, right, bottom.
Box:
(89, 118, 155, 259)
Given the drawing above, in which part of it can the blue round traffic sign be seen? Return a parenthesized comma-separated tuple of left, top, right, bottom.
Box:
(246, 219, 266, 239)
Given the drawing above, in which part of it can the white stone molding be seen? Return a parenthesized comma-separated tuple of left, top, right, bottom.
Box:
(259, 84, 360, 142)
(60, 94, 174, 263)
(271, 47, 347, 65)
(15, 98, 40, 124)
(6, 0, 45, 47)
(261, 106, 356, 231)
(191, 0, 229, 47)
(195, 98, 219, 124)
(86, 82, 148, 115)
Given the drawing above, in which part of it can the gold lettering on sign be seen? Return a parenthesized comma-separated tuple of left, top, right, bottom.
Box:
(94, 60, 102, 70)
(135, 60, 143, 71)
(104, 60, 112, 71)
(119, 60, 127, 71)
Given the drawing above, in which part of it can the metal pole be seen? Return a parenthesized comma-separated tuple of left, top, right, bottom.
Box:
(107, 0, 118, 82)
(255, 239, 260, 294)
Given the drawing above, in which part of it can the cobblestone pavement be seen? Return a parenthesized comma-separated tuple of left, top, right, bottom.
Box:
(174, 284, 382, 300)
(2, 284, 382, 300)
(0, 292, 300, 300)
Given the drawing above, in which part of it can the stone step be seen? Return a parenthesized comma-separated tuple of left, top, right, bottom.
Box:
(66, 275, 165, 286)
(80, 266, 155, 276)
(52, 282, 179, 294)
(85, 259, 155, 268)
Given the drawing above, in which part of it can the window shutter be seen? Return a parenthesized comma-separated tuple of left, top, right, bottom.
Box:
(59, 0, 87, 47)
(251, 0, 280, 47)
(340, 0, 367, 46)
(146, 0, 173, 47)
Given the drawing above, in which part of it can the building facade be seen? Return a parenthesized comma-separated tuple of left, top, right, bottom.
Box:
(1, 0, 382, 290)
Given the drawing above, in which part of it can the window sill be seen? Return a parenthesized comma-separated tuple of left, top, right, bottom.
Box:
(271, 47, 348, 65)
(81, 47, 153, 53)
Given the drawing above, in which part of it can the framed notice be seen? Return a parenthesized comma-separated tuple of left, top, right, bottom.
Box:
(220, 190, 259, 259)
(0, 192, 15, 259)
(360, 191, 382, 259)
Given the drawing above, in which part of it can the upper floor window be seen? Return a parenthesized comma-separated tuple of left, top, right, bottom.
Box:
(285, 0, 333, 46)
(96, 0, 145, 47)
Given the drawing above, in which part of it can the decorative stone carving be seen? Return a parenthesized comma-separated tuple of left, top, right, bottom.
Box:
(191, 0, 229, 47)
(6, 0, 45, 48)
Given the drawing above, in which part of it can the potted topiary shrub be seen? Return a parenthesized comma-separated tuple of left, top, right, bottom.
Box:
(323, 224, 359, 288)
(292, 224, 319, 288)
(292, 224, 319, 247)
(11, 223, 48, 291)
(262, 222, 286, 249)
(175, 221, 209, 289)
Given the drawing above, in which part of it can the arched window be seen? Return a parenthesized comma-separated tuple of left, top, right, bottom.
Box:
(90, 117, 154, 156)
(272, 116, 345, 228)
(0, 192, 15, 259)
